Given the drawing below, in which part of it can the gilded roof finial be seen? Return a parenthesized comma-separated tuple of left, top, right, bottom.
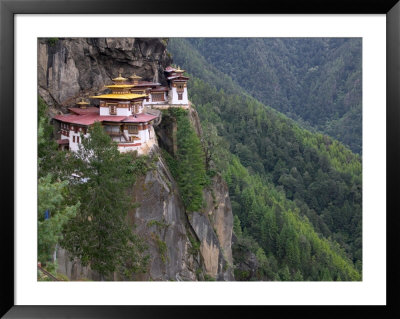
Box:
(129, 73, 142, 80)
(113, 73, 128, 82)
(77, 97, 89, 108)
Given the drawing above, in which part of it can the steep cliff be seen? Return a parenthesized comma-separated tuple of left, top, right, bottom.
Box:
(43, 38, 235, 281)
(128, 142, 233, 281)
(38, 38, 171, 113)
(188, 173, 234, 280)
(57, 142, 234, 281)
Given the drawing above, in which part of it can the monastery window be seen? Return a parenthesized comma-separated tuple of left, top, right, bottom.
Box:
(109, 104, 117, 115)
(127, 125, 138, 134)
(177, 83, 184, 90)
(73, 136, 75, 143)
(178, 93, 183, 100)
(104, 125, 120, 136)
(152, 93, 164, 102)
(77, 136, 80, 144)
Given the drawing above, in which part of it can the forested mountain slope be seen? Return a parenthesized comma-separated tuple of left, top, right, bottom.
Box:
(186, 77, 362, 280)
(168, 38, 362, 154)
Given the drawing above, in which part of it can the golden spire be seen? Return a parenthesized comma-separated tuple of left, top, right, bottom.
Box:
(112, 73, 128, 82)
(129, 73, 142, 80)
(175, 66, 184, 73)
(76, 97, 89, 108)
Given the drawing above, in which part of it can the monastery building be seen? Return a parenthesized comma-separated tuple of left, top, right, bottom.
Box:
(53, 66, 189, 154)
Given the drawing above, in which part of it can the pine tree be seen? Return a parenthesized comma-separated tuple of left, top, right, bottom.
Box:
(61, 122, 149, 278)
(38, 174, 79, 265)
(173, 109, 207, 212)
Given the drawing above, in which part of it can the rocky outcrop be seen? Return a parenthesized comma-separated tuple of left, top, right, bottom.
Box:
(154, 113, 177, 156)
(188, 174, 234, 280)
(38, 38, 171, 113)
(128, 144, 234, 281)
(128, 146, 200, 281)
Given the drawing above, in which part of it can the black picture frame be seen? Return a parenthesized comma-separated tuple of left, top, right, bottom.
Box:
(1, 0, 399, 318)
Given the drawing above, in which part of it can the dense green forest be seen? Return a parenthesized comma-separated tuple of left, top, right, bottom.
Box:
(187, 77, 362, 280)
(168, 38, 362, 154)
(167, 37, 362, 280)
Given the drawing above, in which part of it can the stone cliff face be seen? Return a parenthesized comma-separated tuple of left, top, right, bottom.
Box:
(188, 174, 234, 280)
(130, 109, 234, 281)
(128, 146, 199, 281)
(38, 38, 171, 113)
(42, 38, 235, 281)
(57, 143, 234, 281)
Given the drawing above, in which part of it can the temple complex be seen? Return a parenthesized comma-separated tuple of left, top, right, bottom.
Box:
(53, 66, 189, 154)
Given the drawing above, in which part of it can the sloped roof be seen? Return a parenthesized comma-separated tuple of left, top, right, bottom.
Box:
(122, 113, 158, 123)
(68, 107, 99, 115)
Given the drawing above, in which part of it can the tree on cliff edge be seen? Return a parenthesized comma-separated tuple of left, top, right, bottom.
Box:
(172, 109, 207, 212)
(61, 122, 149, 278)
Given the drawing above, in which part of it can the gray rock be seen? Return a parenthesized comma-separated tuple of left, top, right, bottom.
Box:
(38, 38, 172, 107)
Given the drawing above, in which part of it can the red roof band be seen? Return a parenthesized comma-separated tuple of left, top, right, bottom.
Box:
(54, 112, 158, 126)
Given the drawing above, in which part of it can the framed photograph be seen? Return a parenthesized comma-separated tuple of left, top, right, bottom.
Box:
(1, 0, 399, 317)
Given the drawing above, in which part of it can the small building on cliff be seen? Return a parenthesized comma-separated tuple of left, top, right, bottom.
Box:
(165, 66, 190, 105)
(52, 66, 189, 154)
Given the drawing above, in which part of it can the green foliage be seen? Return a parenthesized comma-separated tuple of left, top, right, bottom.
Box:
(185, 76, 362, 267)
(203, 274, 216, 281)
(187, 232, 201, 256)
(38, 174, 79, 264)
(228, 155, 360, 281)
(38, 97, 78, 266)
(164, 108, 207, 212)
(162, 149, 178, 178)
(170, 68, 362, 280)
(38, 97, 68, 179)
(147, 219, 169, 230)
(47, 38, 59, 46)
(169, 38, 362, 154)
(153, 234, 168, 264)
(60, 122, 149, 277)
(233, 215, 242, 237)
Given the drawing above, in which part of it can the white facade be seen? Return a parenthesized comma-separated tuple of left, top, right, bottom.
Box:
(169, 87, 188, 105)
(118, 126, 156, 155)
(61, 124, 153, 154)
(103, 122, 152, 151)
(100, 107, 110, 116)
(60, 126, 89, 152)
(99, 101, 133, 116)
